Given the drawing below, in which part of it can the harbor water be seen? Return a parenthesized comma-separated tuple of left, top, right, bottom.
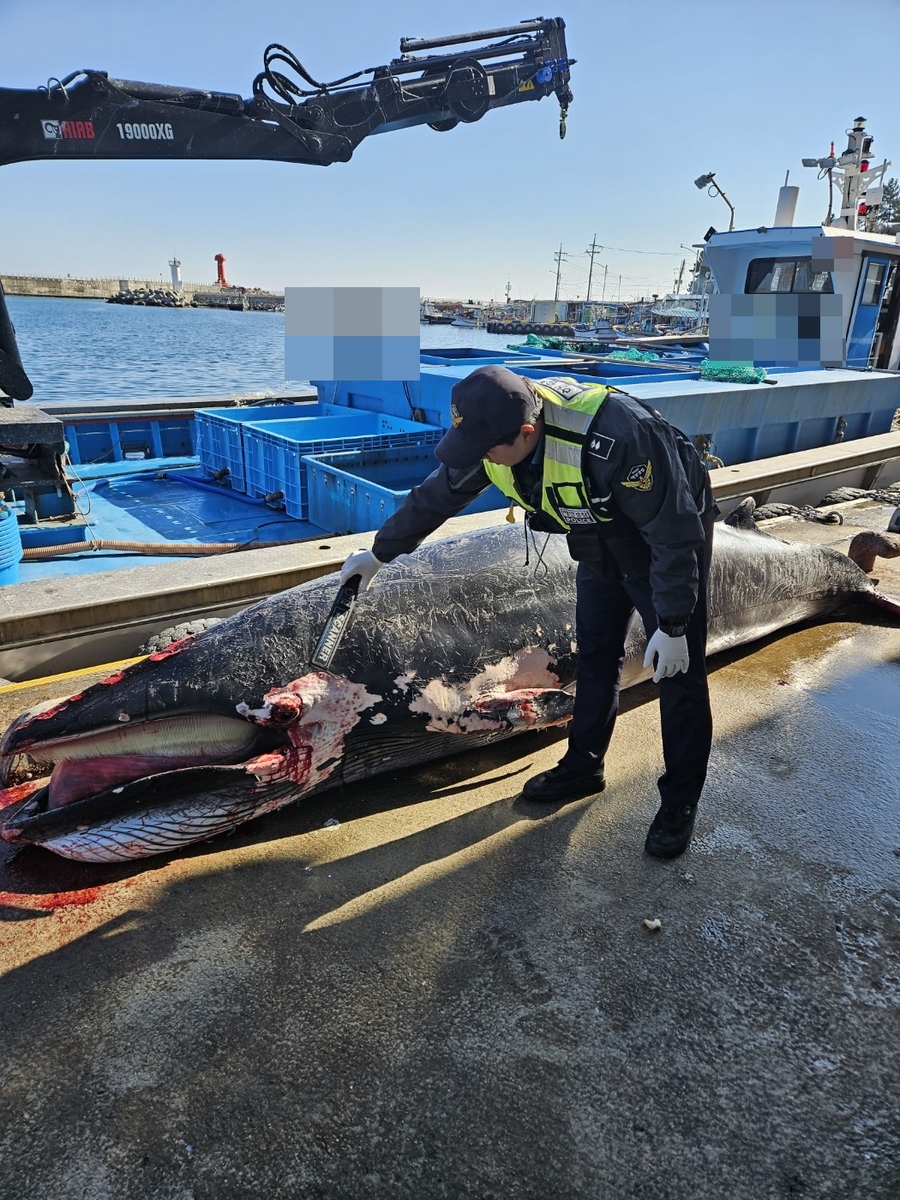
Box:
(5, 296, 525, 404)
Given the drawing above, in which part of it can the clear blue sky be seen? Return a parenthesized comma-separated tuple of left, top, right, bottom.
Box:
(2, 0, 898, 302)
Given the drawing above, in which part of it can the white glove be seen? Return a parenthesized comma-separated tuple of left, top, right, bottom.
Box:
(339, 548, 383, 593)
(643, 628, 689, 683)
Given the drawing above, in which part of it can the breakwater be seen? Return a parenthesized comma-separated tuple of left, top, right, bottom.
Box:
(1, 275, 284, 310)
(108, 286, 283, 311)
(1, 274, 207, 300)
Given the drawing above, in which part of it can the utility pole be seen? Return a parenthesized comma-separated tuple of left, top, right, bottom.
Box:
(599, 263, 609, 304)
(553, 243, 569, 302)
(584, 234, 602, 303)
(674, 258, 685, 294)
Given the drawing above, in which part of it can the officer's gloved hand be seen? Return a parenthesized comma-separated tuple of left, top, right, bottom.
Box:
(643, 629, 689, 683)
(339, 549, 383, 593)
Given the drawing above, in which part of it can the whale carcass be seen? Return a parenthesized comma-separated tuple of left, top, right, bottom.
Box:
(0, 512, 895, 862)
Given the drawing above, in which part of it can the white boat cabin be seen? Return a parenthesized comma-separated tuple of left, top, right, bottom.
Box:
(704, 117, 899, 372)
(705, 224, 900, 371)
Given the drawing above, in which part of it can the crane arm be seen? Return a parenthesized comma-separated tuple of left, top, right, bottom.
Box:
(0, 19, 574, 169)
(0, 19, 574, 400)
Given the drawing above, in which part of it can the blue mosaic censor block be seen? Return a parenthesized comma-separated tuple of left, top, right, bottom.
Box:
(285, 287, 420, 381)
(709, 291, 846, 368)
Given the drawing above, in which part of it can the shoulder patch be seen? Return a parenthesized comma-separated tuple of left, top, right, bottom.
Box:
(588, 433, 615, 460)
(621, 460, 653, 491)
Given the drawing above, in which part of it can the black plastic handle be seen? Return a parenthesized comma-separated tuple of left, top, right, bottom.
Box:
(310, 574, 360, 671)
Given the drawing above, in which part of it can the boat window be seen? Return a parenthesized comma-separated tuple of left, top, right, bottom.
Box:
(745, 257, 834, 295)
(860, 260, 887, 306)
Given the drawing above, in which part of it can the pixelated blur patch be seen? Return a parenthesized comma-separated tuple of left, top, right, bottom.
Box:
(709, 289, 845, 368)
(284, 287, 420, 381)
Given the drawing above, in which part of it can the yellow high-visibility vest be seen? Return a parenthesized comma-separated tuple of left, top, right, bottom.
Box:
(482, 377, 612, 533)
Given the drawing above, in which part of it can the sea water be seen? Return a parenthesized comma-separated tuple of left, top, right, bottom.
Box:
(5, 296, 525, 404)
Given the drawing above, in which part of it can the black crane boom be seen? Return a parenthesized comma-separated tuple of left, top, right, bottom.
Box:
(0, 18, 574, 169)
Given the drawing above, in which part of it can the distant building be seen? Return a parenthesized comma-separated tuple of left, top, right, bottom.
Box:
(529, 300, 570, 324)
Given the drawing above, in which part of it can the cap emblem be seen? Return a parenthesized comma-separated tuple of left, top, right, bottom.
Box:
(450, 402, 463, 428)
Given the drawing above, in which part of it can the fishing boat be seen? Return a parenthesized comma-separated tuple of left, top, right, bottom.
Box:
(419, 302, 455, 325)
(451, 308, 483, 328)
(570, 314, 618, 341)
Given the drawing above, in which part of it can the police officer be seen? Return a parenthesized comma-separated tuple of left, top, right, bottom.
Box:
(340, 365, 717, 858)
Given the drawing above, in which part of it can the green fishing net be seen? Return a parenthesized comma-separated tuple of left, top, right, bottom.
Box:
(699, 361, 767, 384)
(606, 348, 660, 362)
(507, 332, 621, 354)
(507, 334, 581, 351)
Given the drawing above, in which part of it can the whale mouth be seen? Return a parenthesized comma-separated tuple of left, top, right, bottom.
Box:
(0, 671, 384, 861)
(0, 711, 291, 847)
(23, 712, 265, 808)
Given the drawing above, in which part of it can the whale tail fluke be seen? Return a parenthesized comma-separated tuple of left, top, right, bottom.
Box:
(869, 591, 900, 618)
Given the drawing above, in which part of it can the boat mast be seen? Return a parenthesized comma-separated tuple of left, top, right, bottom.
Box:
(802, 117, 891, 231)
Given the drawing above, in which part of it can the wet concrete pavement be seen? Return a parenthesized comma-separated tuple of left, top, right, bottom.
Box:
(1, 509, 899, 1199)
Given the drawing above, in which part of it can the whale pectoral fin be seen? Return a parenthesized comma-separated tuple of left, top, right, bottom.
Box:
(724, 496, 786, 537)
(468, 687, 574, 731)
(724, 497, 760, 531)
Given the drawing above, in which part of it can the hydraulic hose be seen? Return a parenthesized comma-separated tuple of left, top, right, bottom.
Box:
(21, 537, 319, 561)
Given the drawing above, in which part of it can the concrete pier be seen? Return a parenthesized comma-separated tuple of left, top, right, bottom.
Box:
(1, 275, 284, 308)
(1, 274, 208, 300)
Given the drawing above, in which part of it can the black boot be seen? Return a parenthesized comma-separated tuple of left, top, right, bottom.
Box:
(644, 803, 697, 859)
(522, 762, 606, 804)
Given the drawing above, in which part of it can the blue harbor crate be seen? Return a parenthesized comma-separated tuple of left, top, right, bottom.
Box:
(242, 412, 442, 519)
(194, 401, 336, 492)
(302, 446, 507, 534)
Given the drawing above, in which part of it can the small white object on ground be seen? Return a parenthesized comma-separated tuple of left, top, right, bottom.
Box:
(643, 918, 662, 932)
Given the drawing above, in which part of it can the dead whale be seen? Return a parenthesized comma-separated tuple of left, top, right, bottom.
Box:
(1, 510, 896, 862)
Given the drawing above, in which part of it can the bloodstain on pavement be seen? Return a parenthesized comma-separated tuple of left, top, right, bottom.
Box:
(34, 886, 102, 910)
(0, 886, 102, 911)
(0, 830, 160, 914)
(0, 788, 109, 913)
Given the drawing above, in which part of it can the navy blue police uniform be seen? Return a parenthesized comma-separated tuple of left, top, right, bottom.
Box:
(369, 375, 718, 852)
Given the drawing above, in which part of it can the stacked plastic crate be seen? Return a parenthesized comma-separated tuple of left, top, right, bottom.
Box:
(240, 411, 443, 519)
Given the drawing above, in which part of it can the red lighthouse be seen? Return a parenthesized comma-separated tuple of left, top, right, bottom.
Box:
(214, 253, 231, 288)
